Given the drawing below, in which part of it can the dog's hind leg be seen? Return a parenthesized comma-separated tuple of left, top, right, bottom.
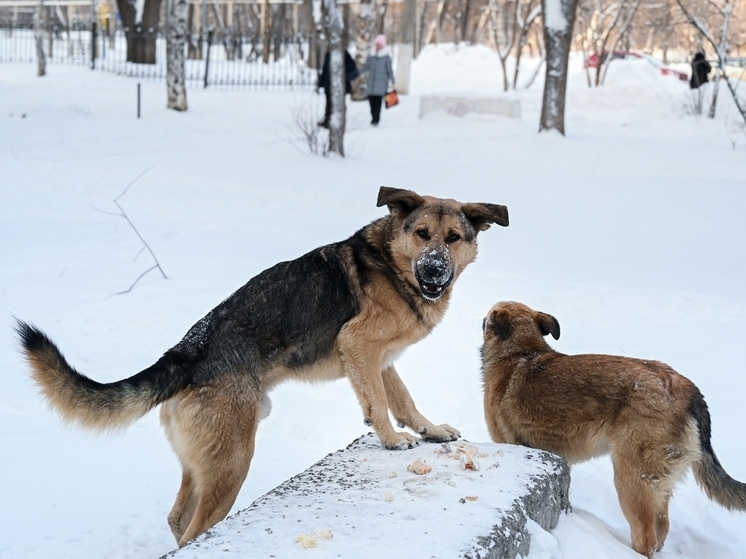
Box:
(654, 492, 671, 552)
(162, 399, 200, 542)
(162, 377, 260, 547)
(613, 449, 663, 558)
(381, 366, 459, 442)
(167, 469, 199, 542)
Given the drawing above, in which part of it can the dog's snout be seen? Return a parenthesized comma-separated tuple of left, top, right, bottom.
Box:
(416, 247, 453, 285)
(414, 246, 455, 301)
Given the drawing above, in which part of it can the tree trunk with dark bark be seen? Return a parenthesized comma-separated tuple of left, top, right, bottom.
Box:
(117, 0, 164, 64)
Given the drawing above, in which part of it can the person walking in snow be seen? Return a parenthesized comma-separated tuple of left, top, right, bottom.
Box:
(359, 35, 395, 126)
(689, 51, 711, 89)
(317, 50, 359, 129)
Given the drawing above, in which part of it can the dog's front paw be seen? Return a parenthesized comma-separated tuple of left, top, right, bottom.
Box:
(420, 423, 460, 443)
(382, 431, 420, 450)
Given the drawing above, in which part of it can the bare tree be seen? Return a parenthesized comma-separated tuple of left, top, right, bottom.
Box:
(425, 0, 450, 45)
(599, 0, 643, 84)
(167, 0, 188, 111)
(578, 0, 643, 87)
(639, 0, 682, 64)
(675, 0, 746, 123)
(116, 0, 165, 63)
(322, 0, 346, 156)
(488, 0, 518, 91)
(34, 0, 46, 77)
(513, 0, 543, 88)
(540, 0, 580, 134)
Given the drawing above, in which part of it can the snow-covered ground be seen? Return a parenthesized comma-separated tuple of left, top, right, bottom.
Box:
(1, 45, 745, 559)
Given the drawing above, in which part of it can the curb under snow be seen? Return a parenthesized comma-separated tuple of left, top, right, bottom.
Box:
(163, 433, 571, 559)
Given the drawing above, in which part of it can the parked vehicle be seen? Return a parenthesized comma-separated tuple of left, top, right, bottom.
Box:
(585, 51, 688, 82)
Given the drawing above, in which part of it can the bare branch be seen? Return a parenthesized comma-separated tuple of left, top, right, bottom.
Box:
(96, 170, 169, 294)
(674, 0, 719, 51)
(115, 166, 155, 204)
(116, 265, 159, 295)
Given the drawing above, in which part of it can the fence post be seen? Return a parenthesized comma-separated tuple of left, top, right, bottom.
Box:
(91, 21, 97, 69)
(203, 29, 212, 88)
(90, 0, 96, 69)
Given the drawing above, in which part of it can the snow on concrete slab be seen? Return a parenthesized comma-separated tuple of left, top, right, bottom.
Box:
(164, 434, 570, 559)
(419, 96, 522, 119)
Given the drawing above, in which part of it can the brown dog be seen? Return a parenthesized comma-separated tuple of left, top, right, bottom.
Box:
(481, 301, 746, 558)
(16, 187, 508, 547)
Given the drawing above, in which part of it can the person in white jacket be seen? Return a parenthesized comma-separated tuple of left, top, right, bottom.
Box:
(359, 35, 395, 126)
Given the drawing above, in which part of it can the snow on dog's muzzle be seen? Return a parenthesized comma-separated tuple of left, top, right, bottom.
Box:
(414, 246, 454, 301)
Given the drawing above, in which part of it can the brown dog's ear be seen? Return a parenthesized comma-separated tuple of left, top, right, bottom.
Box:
(462, 203, 509, 232)
(535, 312, 560, 340)
(377, 186, 425, 217)
(489, 309, 514, 340)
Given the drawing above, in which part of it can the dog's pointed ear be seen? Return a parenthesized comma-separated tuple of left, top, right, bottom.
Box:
(462, 203, 509, 232)
(377, 186, 425, 217)
(489, 309, 513, 340)
(535, 312, 560, 340)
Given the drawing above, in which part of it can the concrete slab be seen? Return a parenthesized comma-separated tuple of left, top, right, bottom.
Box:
(163, 433, 570, 559)
(419, 96, 522, 119)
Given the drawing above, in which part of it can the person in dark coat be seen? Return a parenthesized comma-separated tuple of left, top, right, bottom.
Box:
(690, 52, 711, 89)
(317, 50, 358, 129)
(358, 35, 395, 126)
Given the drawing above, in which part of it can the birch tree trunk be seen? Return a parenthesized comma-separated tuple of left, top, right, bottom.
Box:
(167, 0, 188, 111)
(352, 0, 376, 100)
(539, 0, 579, 135)
(323, 0, 346, 156)
(708, 68, 721, 118)
(34, 0, 46, 76)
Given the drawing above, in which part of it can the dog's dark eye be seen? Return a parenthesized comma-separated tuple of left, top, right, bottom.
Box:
(416, 229, 430, 241)
(446, 233, 461, 244)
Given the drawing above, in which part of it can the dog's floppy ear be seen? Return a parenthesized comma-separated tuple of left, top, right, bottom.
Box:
(489, 309, 514, 340)
(535, 312, 560, 340)
(377, 186, 425, 217)
(462, 203, 509, 232)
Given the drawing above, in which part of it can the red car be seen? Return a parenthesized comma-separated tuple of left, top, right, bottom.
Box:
(584, 51, 688, 81)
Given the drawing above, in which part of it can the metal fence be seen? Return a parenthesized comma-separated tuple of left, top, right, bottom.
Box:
(0, 21, 318, 89)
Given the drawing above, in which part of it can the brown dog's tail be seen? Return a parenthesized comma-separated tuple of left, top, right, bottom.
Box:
(16, 321, 191, 431)
(689, 389, 746, 510)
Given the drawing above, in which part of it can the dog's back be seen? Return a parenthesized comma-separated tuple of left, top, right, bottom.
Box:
(482, 345, 697, 462)
(481, 301, 746, 558)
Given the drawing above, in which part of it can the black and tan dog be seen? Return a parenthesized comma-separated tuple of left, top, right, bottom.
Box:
(481, 301, 746, 558)
(15, 186, 508, 547)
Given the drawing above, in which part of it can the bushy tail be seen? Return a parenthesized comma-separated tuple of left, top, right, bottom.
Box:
(689, 389, 746, 511)
(15, 321, 191, 431)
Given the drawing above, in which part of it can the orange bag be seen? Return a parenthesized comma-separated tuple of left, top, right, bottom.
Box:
(385, 89, 399, 109)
